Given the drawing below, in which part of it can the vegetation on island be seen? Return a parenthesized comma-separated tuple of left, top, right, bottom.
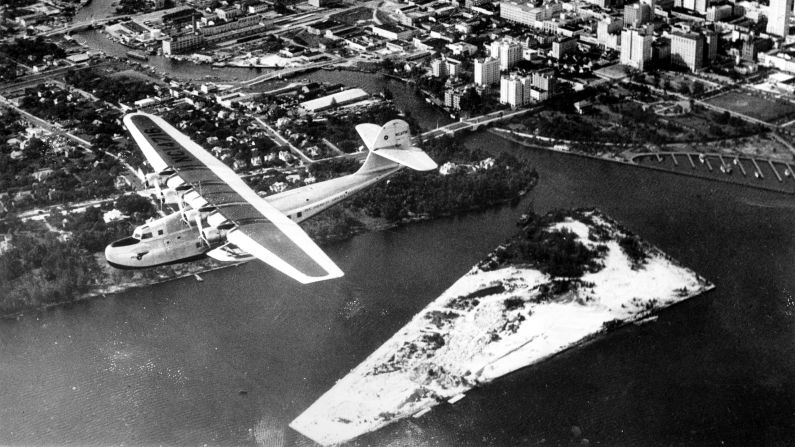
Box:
(0, 231, 99, 313)
(490, 209, 605, 278)
(0, 133, 536, 315)
(0, 192, 159, 314)
(302, 135, 538, 245)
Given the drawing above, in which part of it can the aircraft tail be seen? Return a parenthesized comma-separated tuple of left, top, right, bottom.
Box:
(355, 119, 437, 174)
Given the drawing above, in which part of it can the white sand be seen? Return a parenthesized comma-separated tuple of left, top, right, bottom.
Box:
(290, 210, 713, 445)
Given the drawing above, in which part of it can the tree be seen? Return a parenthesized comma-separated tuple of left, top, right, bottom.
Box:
(115, 194, 155, 217)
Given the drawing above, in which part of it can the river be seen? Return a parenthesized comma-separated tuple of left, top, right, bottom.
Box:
(8, 6, 791, 444)
(1, 132, 792, 446)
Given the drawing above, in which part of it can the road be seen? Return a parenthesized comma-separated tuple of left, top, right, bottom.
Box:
(253, 117, 314, 164)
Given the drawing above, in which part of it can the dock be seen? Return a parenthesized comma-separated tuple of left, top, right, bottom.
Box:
(627, 151, 795, 193)
(751, 158, 764, 179)
(768, 160, 783, 182)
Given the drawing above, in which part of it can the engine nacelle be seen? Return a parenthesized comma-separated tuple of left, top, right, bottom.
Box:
(184, 208, 199, 223)
(182, 190, 208, 210)
(207, 211, 227, 228)
(161, 188, 179, 204)
(165, 174, 184, 190)
(202, 227, 225, 243)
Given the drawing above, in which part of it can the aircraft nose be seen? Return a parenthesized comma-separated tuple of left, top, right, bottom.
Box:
(105, 237, 137, 268)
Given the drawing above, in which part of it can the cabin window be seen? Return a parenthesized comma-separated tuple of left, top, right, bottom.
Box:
(158, 229, 164, 236)
(196, 242, 202, 248)
(297, 212, 303, 218)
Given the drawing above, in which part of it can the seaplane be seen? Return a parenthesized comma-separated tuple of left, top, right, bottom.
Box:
(104, 113, 437, 284)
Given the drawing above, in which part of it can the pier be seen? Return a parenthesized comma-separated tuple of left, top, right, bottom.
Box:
(628, 152, 795, 193)
(751, 158, 764, 179)
(768, 160, 783, 182)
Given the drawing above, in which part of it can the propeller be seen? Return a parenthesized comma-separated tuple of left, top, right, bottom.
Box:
(195, 211, 207, 247)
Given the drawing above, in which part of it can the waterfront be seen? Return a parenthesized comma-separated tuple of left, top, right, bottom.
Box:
(73, 30, 267, 82)
(1, 133, 792, 446)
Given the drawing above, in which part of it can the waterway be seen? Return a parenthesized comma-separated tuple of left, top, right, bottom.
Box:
(1, 132, 793, 446)
(11, 8, 792, 443)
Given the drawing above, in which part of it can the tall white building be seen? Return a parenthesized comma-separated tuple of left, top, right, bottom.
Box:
(500, 75, 525, 107)
(491, 39, 523, 70)
(767, 0, 793, 38)
(431, 58, 447, 77)
(500, 71, 554, 107)
(474, 57, 500, 86)
(597, 17, 623, 49)
(620, 28, 653, 70)
(623, 3, 652, 27)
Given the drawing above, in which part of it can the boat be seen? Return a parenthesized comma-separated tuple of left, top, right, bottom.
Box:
(194, 273, 203, 282)
(126, 50, 148, 61)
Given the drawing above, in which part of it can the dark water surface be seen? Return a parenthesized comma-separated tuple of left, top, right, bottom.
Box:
(1, 133, 793, 446)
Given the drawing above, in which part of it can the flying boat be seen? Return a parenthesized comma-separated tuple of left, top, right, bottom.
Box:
(104, 113, 437, 283)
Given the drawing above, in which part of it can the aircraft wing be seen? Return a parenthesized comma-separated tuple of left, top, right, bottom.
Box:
(123, 112, 343, 284)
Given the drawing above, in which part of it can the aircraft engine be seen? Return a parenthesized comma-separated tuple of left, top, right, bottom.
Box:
(184, 208, 199, 223)
(181, 189, 208, 210)
(165, 174, 185, 190)
(161, 188, 179, 204)
(201, 227, 225, 243)
(207, 211, 227, 228)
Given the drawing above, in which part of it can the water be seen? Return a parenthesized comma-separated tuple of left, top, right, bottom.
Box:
(1, 133, 793, 446)
(73, 30, 267, 82)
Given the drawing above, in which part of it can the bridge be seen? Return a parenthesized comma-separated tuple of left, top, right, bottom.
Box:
(418, 106, 540, 141)
(234, 58, 343, 89)
(43, 17, 115, 36)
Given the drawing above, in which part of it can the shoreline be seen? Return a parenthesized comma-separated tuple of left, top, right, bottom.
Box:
(1, 179, 536, 320)
(290, 208, 715, 446)
(492, 129, 795, 194)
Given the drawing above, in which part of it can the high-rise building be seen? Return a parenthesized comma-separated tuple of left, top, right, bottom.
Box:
(446, 59, 462, 78)
(474, 57, 500, 86)
(551, 36, 578, 59)
(623, 3, 652, 27)
(597, 17, 624, 49)
(431, 58, 447, 77)
(703, 30, 718, 63)
(671, 31, 705, 71)
(500, 75, 525, 107)
(500, 70, 554, 107)
(491, 39, 523, 70)
(766, 0, 793, 38)
(742, 37, 773, 61)
(620, 28, 653, 70)
(500, 1, 560, 26)
(532, 68, 556, 92)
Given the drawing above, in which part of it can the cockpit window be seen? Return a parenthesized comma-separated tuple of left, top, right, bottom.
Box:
(141, 232, 153, 239)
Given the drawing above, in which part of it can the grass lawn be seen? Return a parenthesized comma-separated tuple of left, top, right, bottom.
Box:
(705, 91, 795, 123)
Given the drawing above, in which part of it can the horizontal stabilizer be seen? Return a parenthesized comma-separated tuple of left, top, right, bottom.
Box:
(375, 148, 438, 171)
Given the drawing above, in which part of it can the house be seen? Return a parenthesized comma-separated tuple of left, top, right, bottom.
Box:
(269, 182, 288, 193)
(31, 168, 54, 181)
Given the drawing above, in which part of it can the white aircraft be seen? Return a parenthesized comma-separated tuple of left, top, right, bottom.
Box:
(104, 113, 437, 283)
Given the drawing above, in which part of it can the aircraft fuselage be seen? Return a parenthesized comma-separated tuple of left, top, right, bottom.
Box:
(105, 165, 401, 269)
